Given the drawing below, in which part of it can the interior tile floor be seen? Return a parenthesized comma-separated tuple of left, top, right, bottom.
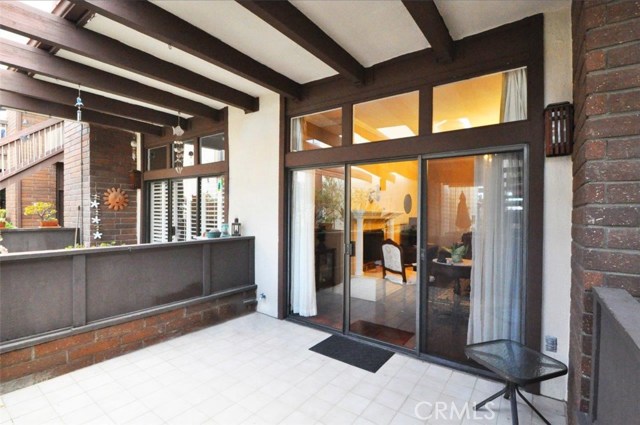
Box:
(0, 313, 567, 425)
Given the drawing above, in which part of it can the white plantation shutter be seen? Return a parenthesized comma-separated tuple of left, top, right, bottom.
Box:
(200, 177, 225, 234)
(172, 179, 198, 241)
(149, 180, 169, 242)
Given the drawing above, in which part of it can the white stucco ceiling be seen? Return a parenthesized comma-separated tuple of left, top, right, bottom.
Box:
(149, 0, 337, 84)
(2, 0, 571, 115)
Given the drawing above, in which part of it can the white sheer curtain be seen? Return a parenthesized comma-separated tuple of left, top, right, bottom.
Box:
(468, 152, 524, 344)
(501, 68, 527, 123)
(291, 118, 304, 152)
(291, 170, 317, 316)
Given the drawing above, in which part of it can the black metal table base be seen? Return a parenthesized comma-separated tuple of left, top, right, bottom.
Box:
(474, 382, 552, 425)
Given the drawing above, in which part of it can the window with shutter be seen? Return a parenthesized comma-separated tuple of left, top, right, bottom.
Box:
(149, 180, 169, 242)
(200, 176, 225, 234)
(171, 178, 198, 242)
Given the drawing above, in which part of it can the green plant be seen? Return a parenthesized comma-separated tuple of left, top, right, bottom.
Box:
(0, 209, 6, 222)
(65, 243, 84, 249)
(315, 177, 344, 224)
(447, 243, 468, 263)
(23, 202, 56, 222)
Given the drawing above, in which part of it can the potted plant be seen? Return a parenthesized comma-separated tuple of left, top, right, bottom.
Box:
(24, 202, 59, 227)
(0, 209, 6, 229)
(448, 242, 468, 264)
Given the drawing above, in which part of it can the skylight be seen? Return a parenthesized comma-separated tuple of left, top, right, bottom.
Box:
(377, 125, 415, 139)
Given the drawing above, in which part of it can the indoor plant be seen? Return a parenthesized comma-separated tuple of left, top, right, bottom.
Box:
(24, 202, 59, 227)
(448, 242, 468, 263)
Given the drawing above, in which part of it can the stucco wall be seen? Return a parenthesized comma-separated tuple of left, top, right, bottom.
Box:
(225, 9, 575, 401)
(541, 7, 573, 401)
(228, 92, 281, 317)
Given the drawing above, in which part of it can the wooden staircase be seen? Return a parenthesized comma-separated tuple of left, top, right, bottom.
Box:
(0, 118, 64, 185)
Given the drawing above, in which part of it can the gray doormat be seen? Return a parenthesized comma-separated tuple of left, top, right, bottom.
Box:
(309, 335, 394, 373)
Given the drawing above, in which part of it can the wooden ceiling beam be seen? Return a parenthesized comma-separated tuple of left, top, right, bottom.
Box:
(0, 2, 259, 112)
(0, 39, 220, 121)
(0, 90, 164, 136)
(68, 0, 302, 99)
(0, 69, 184, 128)
(238, 0, 365, 85)
(402, 0, 455, 63)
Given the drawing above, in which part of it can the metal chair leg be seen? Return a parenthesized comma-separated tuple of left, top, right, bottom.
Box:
(509, 383, 519, 425)
(474, 386, 507, 410)
(515, 386, 552, 425)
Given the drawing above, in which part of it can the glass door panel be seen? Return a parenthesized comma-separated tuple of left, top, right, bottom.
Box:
(349, 160, 418, 349)
(423, 152, 525, 363)
(290, 167, 345, 330)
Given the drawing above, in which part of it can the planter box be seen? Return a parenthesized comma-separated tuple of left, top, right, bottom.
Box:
(0, 227, 76, 253)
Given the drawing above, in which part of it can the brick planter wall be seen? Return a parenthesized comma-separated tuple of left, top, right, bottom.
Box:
(570, 1, 640, 423)
(0, 289, 256, 394)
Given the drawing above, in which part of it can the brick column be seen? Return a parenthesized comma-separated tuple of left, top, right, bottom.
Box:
(570, 0, 640, 422)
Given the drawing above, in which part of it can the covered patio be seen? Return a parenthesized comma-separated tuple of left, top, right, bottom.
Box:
(2, 1, 640, 424)
(0, 313, 567, 425)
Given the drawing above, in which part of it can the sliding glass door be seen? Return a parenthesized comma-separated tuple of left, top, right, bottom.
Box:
(348, 160, 418, 349)
(288, 150, 527, 363)
(289, 167, 345, 330)
(422, 151, 525, 362)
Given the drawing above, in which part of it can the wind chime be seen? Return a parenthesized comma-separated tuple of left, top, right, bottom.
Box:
(173, 114, 185, 174)
(75, 87, 84, 121)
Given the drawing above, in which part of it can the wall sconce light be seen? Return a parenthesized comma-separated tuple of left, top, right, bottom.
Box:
(544, 102, 573, 157)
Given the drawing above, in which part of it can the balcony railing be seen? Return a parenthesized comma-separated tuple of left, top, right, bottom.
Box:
(0, 118, 64, 180)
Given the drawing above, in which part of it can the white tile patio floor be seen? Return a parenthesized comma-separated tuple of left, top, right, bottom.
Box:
(0, 313, 567, 425)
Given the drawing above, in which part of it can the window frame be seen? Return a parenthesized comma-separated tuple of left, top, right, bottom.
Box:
(279, 16, 544, 362)
(145, 174, 227, 243)
(142, 116, 228, 243)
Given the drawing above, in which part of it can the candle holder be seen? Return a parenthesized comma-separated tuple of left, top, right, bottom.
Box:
(232, 218, 242, 236)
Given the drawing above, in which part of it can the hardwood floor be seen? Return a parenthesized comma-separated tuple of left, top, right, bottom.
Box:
(295, 265, 473, 364)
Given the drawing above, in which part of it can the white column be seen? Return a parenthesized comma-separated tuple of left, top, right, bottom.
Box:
(353, 210, 365, 276)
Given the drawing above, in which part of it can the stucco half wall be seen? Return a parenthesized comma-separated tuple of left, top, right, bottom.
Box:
(228, 92, 281, 318)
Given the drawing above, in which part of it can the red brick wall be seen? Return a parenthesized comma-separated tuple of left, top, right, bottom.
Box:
(570, 0, 640, 421)
(0, 289, 256, 394)
(89, 125, 138, 245)
(19, 166, 58, 228)
(63, 121, 91, 241)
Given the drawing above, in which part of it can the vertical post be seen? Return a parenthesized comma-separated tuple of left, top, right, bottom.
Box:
(72, 254, 87, 327)
(202, 243, 211, 296)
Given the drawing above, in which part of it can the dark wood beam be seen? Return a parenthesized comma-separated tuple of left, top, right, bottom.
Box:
(0, 2, 259, 111)
(67, 0, 302, 99)
(238, 0, 365, 85)
(0, 39, 220, 121)
(0, 90, 164, 135)
(402, 0, 455, 63)
(0, 69, 184, 128)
